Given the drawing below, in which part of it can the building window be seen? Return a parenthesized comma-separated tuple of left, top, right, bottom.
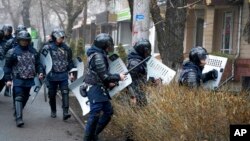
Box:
(195, 18, 204, 46)
(221, 12, 233, 54)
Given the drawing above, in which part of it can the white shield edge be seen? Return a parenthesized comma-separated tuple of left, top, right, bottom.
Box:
(30, 76, 43, 95)
(146, 57, 176, 84)
(40, 49, 52, 74)
(108, 57, 132, 97)
(68, 76, 90, 116)
(0, 67, 4, 80)
(202, 55, 228, 90)
(0, 59, 5, 67)
(73, 57, 84, 79)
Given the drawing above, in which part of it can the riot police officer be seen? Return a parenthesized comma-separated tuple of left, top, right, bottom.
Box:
(3, 25, 27, 97)
(2, 24, 13, 41)
(83, 33, 125, 141)
(125, 39, 159, 141)
(127, 39, 158, 107)
(4, 25, 27, 55)
(4, 31, 44, 127)
(0, 30, 6, 93)
(178, 46, 218, 88)
(41, 29, 75, 120)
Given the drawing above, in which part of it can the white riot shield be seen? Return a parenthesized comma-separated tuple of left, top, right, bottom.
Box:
(69, 54, 131, 116)
(68, 76, 90, 116)
(108, 54, 132, 97)
(32, 39, 41, 52)
(0, 59, 5, 80)
(146, 57, 176, 84)
(0, 67, 4, 80)
(30, 76, 43, 103)
(202, 55, 228, 90)
(73, 57, 84, 79)
(0, 59, 5, 67)
(69, 57, 84, 84)
(40, 49, 52, 74)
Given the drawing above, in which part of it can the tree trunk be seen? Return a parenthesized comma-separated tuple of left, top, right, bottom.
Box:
(39, 0, 46, 42)
(66, 16, 75, 41)
(82, 0, 88, 48)
(150, 0, 187, 70)
(2, 0, 21, 28)
(21, 0, 32, 27)
(128, 0, 133, 31)
(10, 11, 20, 28)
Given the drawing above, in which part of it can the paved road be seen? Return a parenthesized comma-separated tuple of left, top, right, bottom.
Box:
(0, 86, 83, 141)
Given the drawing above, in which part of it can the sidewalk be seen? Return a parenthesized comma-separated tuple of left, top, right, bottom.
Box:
(0, 86, 83, 141)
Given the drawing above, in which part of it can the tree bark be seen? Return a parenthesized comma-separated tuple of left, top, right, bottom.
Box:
(64, 0, 85, 41)
(150, 0, 187, 70)
(128, 0, 133, 31)
(21, 0, 32, 27)
(82, 0, 88, 47)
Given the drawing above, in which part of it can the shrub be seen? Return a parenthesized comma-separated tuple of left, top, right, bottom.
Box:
(76, 38, 85, 58)
(116, 43, 127, 63)
(69, 39, 77, 58)
(107, 84, 250, 141)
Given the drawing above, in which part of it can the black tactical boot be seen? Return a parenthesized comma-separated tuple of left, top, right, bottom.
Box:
(62, 94, 71, 120)
(15, 100, 24, 127)
(83, 135, 92, 141)
(49, 96, 57, 118)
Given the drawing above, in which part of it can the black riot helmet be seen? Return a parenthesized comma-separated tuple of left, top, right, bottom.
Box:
(2, 24, 13, 35)
(93, 33, 114, 52)
(189, 46, 208, 66)
(133, 39, 152, 58)
(51, 28, 65, 41)
(0, 30, 4, 40)
(14, 25, 27, 36)
(17, 30, 31, 43)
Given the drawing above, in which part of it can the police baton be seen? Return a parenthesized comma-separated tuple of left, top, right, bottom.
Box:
(124, 56, 151, 75)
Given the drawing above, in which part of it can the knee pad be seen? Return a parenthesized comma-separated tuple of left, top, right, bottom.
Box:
(15, 96, 23, 102)
(61, 87, 69, 96)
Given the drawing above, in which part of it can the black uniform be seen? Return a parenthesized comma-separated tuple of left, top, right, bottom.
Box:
(179, 46, 218, 88)
(84, 33, 121, 141)
(127, 39, 153, 107)
(0, 30, 6, 93)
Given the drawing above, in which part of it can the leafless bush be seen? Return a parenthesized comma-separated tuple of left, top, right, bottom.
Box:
(106, 84, 250, 141)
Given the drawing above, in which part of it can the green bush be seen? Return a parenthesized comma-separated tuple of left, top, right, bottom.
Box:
(69, 39, 77, 58)
(76, 38, 85, 58)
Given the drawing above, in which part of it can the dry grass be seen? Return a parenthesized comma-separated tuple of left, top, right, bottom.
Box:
(105, 84, 250, 141)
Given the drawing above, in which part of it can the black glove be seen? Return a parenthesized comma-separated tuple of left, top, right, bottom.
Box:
(202, 69, 218, 82)
(208, 69, 218, 80)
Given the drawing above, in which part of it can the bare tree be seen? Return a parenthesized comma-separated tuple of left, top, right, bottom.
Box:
(128, 0, 133, 31)
(21, 0, 32, 27)
(127, 0, 187, 70)
(82, 0, 88, 47)
(44, 0, 86, 40)
(1, 0, 22, 28)
(150, 0, 187, 70)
